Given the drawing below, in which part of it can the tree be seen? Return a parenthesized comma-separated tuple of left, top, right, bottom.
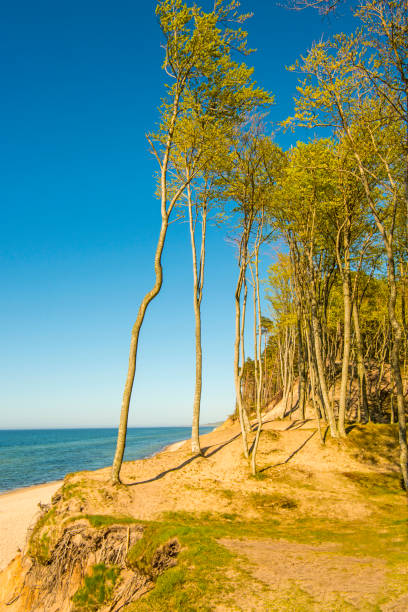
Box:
(222, 125, 282, 461)
(286, 31, 408, 486)
(111, 0, 270, 483)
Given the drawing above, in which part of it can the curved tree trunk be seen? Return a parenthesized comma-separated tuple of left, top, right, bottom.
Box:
(111, 92, 180, 485)
(111, 214, 169, 484)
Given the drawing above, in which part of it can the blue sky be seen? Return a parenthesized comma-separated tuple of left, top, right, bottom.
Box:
(0, 0, 356, 428)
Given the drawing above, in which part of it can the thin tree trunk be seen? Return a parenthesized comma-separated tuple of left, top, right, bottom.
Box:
(234, 258, 249, 458)
(353, 303, 369, 422)
(111, 214, 169, 484)
(297, 318, 307, 420)
(338, 235, 352, 437)
(306, 321, 324, 442)
(251, 239, 264, 475)
(111, 92, 181, 485)
(187, 183, 207, 455)
(311, 303, 338, 438)
(386, 243, 408, 490)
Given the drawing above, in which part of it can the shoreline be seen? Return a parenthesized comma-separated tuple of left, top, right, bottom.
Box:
(0, 436, 189, 571)
(0, 439, 189, 498)
(0, 480, 63, 571)
(0, 479, 64, 499)
(0, 428, 218, 571)
(0, 425, 221, 498)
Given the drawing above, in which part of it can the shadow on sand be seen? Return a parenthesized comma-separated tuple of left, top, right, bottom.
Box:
(126, 431, 242, 486)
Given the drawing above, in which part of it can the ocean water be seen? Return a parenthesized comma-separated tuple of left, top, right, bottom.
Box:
(0, 427, 212, 493)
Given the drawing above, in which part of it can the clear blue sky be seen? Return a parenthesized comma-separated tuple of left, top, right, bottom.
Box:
(0, 0, 356, 428)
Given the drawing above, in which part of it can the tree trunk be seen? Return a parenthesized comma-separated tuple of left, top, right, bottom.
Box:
(251, 242, 263, 476)
(111, 214, 169, 484)
(297, 318, 307, 420)
(188, 185, 207, 455)
(338, 239, 352, 437)
(305, 320, 324, 442)
(111, 91, 181, 485)
(352, 303, 369, 422)
(311, 303, 338, 438)
(385, 243, 408, 490)
(234, 262, 249, 458)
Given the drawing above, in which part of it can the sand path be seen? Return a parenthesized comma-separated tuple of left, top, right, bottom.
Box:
(0, 481, 62, 570)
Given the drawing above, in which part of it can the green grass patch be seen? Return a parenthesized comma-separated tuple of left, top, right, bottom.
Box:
(219, 488, 235, 500)
(83, 514, 137, 528)
(62, 480, 88, 502)
(251, 471, 269, 481)
(28, 507, 57, 564)
(126, 513, 254, 611)
(265, 582, 318, 611)
(346, 423, 398, 466)
(72, 563, 120, 611)
(250, 491, 298, 511)
(65, 513, 138, 529)
(342, 470, 402, 496)
(124, 508, 408, 610)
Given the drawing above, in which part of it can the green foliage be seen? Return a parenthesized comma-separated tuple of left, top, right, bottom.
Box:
(152, 0, 273, 213)
(72, 564, 120, 612)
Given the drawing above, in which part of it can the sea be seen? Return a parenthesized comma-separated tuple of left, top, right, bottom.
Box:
(0, 426, 213, 494)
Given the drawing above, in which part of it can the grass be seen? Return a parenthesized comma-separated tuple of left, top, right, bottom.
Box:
(26, 423, 408, 609)
(126, 514, 241, 611)
(72, 563, 120, 612)
(62, 480, 88, 502)
(82, 514, 137, 528)
(219, 488, 235, 500)
(260, 429, 281, 442)
(342, 470, 402, 496)
(346, 423, 399, 466)
(28, 507, 57, 564)
(250, 491, 298, 511)
(122, 501, 408, 611)
(123, 423, 407, 609)
(251, 471, 269, 481)
(61, 474, 130, 508)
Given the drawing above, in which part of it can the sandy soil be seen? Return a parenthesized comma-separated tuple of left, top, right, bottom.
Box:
(0, 481, 62, 570)
(0, 417, 404, 610)
(221, 538, 386, 609)
(89, 417, 371, 523)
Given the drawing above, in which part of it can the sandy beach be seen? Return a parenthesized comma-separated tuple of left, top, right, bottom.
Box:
(0, 481, 62, 570)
